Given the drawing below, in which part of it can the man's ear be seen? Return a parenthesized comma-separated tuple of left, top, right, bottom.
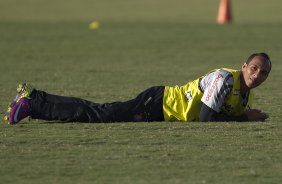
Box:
(242, 63, 247, 70)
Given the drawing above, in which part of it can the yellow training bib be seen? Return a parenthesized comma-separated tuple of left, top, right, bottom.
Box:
(162, 68, 253, 121)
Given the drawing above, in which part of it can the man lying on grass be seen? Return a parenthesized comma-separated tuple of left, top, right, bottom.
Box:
(5, 52, 271, 124)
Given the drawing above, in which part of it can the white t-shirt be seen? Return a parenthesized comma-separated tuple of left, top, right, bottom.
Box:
(199, 70, 234, 112)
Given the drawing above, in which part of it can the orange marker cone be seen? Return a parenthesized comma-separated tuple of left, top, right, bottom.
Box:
(217, 0, 232, 24)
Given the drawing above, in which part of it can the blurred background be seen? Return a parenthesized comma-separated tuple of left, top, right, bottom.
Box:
(1, 1, 282, 183)
(0, 0, 281, 118)
(0, 0, 282, 23)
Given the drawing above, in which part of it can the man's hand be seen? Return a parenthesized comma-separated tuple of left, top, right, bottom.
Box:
(245, 109, 269, 121)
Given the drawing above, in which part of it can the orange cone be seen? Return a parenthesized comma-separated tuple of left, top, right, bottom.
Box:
(217, 0, 232, 24)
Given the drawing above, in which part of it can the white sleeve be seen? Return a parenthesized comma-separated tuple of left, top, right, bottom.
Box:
(201, 71, 233, 112)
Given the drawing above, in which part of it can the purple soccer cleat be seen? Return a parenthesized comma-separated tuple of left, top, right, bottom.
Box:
(6, 98, 31, 125)
(4, 83, 34, 124)
(14, 83, 34, 103)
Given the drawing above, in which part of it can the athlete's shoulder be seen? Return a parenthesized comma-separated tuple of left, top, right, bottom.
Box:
(211, 67, 240, 75)
(207, 69, 234, 84)
(212, 69, 232, 76)
(199, 68, 234, 92)
(201, 68, 235, 112)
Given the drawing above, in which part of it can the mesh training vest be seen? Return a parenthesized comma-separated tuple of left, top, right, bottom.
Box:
(162, 68, 253, 121)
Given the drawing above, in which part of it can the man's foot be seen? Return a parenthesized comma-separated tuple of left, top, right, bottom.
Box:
(14, 83, 34, 103)
(5, 98, 31, 125)
(4, 83, 34, 124)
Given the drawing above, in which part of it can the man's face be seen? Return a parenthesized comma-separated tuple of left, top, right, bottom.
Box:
(241, 56, 271, 89)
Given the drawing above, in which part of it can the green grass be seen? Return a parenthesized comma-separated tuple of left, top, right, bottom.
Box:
(1, 0, 282, 183)
(1, 122, 282, 184)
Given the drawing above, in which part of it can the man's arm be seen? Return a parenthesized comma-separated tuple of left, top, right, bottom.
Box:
(199, 70, 269, 122)
(199, 102, 269, 122)
(199, 102, 248, 122)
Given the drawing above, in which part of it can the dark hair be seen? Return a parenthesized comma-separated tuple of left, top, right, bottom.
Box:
(246, 52, 272, 71)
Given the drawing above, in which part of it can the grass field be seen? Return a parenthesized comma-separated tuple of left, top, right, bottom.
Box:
(1, 0, 282, 183)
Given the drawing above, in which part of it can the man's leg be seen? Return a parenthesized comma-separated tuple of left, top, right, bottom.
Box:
(31, 89, 95, 104)
(29, 90, 112, 122)
(6, 83, 165, 124)
(108, 86, 165, 122)
(29, 86, 165, 123)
